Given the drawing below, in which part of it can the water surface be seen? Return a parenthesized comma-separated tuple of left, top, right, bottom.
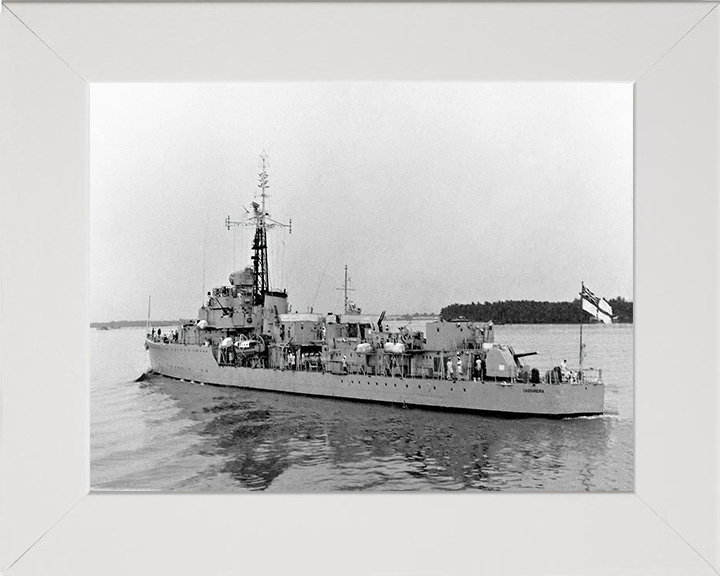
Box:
(91, 323, 632, 491)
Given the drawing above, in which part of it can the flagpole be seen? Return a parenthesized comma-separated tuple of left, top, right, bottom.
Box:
(579, 282, 584, 376)
(147, 295, 151, 337)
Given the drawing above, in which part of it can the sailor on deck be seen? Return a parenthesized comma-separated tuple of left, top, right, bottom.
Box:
(560, 359, 570, 381)
(456, 355, 463, 379)
(446, 358, 454, 380)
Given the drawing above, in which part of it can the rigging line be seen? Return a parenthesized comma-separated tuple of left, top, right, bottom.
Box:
(274, 233, 278, 289)
(202, 208, 213, 300)
(332, 290, 342, 315)
(273, 233, 279, 289)
(240, 223, 244, 270)
(274, 234, 278, 289)
(310, 255, 332, 311)
(266, 232, 272, 291)
(268, 233, 277, 289)
(271, 232, 277, 289)
(281, 238, 286, 289)
(281, 234, 286, 288)
(202, 232, 207, 300)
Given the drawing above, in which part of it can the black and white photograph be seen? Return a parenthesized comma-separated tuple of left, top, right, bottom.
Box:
(90, 83, 632, 492)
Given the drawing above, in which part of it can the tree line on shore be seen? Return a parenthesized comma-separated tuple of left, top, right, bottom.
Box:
(91, 297, 634, 328)
(440, 297, 633, 324)
(91, 320, 180, 329)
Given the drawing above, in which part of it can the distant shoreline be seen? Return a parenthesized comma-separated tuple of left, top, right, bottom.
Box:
(91, 315, 633, 329)
(90, 317, 439, 329)
(441, 298, 633, 324)
(91, 320, 182, 329)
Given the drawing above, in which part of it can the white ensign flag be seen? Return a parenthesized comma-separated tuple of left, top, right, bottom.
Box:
(581, 285, 613, 324)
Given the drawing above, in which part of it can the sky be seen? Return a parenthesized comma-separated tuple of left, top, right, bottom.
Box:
(90, 83, 632, 322)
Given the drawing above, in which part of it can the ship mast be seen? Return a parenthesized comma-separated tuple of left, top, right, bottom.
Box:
(336, 265, 355, 313)
(226, 152, 291, 306)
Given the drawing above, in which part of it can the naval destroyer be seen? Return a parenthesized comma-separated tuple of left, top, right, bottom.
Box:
(146, 154, 605, 417)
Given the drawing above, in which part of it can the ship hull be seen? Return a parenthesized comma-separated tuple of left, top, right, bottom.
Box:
(147, 341, 604, 417)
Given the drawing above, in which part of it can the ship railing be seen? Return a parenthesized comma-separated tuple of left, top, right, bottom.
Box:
(516, 366, 603, 385)
(405, 365, 601, 385)
(578, 367, 603, 384)
(301, 360, 323, 372)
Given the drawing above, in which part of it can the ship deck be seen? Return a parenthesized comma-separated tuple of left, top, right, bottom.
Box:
(147, 340, 604, 417)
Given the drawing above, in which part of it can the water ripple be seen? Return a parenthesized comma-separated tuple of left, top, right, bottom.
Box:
(91, 325, 633, 491)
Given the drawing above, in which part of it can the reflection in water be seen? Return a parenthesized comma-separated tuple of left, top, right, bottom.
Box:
(143, 376, 621, 492)
(91, 325, 632, 492)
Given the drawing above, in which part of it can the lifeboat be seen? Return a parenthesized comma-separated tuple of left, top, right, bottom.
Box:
(234, 335, 264, 357)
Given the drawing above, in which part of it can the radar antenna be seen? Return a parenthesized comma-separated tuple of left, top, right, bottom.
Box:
(225, 151, 291, 306)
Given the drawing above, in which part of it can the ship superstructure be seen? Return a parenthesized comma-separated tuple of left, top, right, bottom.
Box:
(147, 154, 605, 417)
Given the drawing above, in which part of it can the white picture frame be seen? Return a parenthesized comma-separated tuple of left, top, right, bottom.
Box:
(1, 2, 718, 575)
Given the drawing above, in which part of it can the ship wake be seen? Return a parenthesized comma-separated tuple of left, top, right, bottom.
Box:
(563, 413, 619, 421)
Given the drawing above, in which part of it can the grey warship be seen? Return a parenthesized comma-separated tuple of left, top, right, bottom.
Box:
(147, 154, 604, 417)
